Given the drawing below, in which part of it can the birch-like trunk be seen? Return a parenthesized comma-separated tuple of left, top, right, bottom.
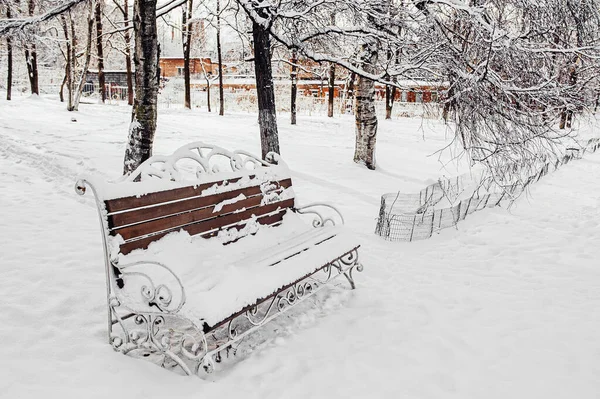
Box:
(353, 39, 378, 170)
(123, 0, 134, 105)
(252, 21, 280, 159)
(290, 50, 298, 125)
(60, 14, 74, 110)
(73, 5, 94, 111)
(123, 0, 159, 174)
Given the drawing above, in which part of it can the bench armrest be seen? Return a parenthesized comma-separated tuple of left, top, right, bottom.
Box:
(110, 259, 187, 315)
(294, 202, 345, 227)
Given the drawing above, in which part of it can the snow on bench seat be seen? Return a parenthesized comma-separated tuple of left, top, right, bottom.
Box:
(116, 212, 360, 326)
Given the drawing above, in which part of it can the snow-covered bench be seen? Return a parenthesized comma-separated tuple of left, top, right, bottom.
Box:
(75, 142, 363, 375)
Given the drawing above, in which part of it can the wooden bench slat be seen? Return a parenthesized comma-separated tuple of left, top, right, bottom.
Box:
(105, 174, 284, 213)
(111, 192, 294, 241)
(119, 205, 291, 255)
(108, 178, 293, 229)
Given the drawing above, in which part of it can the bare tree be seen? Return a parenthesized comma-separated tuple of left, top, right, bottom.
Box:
(216, 0, 224, 115)
(250, 12, 279, 159)
(24, 0, 39, 95)
(123, 0, 160, 174)
(181, 0, 193, 109)
(5, 3, 12, 100)
(95, 0, 106, 102)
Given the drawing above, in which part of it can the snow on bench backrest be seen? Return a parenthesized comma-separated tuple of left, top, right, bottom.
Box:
(91, 142, 295, 255)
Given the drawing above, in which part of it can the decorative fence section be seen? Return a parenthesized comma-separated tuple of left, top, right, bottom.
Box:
(375, 137, 600, 242)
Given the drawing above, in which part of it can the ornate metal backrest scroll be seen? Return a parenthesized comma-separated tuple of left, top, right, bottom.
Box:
(123, 142, 281, 182)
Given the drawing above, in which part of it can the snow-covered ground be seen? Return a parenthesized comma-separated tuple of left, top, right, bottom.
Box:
(1, 96, 600, 398)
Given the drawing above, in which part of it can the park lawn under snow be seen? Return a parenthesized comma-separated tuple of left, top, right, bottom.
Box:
(1, 96, 600, 398)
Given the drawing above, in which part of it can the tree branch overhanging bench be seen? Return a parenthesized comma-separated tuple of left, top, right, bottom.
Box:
(75, 142, 363, 375)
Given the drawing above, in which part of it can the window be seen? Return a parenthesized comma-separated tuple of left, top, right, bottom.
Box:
(177, 67, 184, 76)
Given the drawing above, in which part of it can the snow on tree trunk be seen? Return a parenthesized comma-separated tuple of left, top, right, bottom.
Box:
(327, 63, 335, 118)
(60, 14, 74, 110)
(353, 39, 378, 170)
(123, 0, 159, 175)
(25, 0, 39, 96)
(73, 6, 94, 111)
(95, 0, 106, 103)
(290, 50, 297, 125)
(385, 85, 396, 120)
(252, 20, 280, 159)
(121, 0, 134, 106)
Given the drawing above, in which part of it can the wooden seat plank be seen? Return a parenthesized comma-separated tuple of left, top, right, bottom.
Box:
(111, 194, 294, 241)
(119, 206, 290, 255)
(105, 174, 287, 213)
(108, 178, 292, 229)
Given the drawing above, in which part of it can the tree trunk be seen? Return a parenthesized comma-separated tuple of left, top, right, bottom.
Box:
(123, 0, 160, 174)
(182, 0, 192, 109)
(72, 6, 94, 111)
(290, 50, 298, 125)
(327, 13, 335, 118)
(346, 72, 356, 113)
(95, 0, 106, 102)
(354, 39, 378, 170)
(124, 0, 134, 105)
(6, 6, 12, 101)
(216, 0, 224, 116)
(61, 14, 74, 110)
(385, 85, 397, 119)
(25, 0, 39, 96)
(206, 79, 211, 112)
(252, 21, 280, 159)
(59, 71, 67, 102)
(327, 63, 335, 117)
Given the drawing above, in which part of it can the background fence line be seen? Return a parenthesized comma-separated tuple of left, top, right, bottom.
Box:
(375, 137, 600, 242)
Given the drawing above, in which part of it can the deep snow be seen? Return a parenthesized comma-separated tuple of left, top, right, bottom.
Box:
(1, 96, 599, 398)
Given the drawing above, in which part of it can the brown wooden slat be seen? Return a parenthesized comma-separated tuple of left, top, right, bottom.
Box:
(108, 178, 292, 229)
(119, 205, 291, 255)
(105, 174, 291, 213)
(113, 194, 268, 240)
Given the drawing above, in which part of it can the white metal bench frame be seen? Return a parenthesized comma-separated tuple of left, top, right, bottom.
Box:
(75, 142, 363, 375)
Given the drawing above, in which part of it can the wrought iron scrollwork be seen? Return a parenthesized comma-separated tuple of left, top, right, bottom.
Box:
(295, 203, 345, 227)
(119, 142, 283, 182)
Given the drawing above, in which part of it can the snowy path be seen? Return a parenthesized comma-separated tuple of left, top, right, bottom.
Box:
(1, 97, 599, 398)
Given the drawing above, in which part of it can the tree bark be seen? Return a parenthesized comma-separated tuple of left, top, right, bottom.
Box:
(6, 6, 12, 101)
(25, 0, 39, 96)
(252, 21, 280, 159)
(60, 14, 74, 110)
(95, 0, 106, 102)
(327, 13, 335, 118)
(385, 85, 396, 119)
(182, 0, 192, 109)
(123, 0, 134, 105)
(123, 0, 160, 174)
(206, 77, 211, 112)
(216, 0, 224, 115)
(72, 5, 94, 111)
(290, 49, 298, 125)
(327, 63, 335, 117)
(353, 39, 378, 170)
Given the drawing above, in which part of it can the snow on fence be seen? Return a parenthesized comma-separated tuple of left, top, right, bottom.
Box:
(375, 137, 600, 242)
